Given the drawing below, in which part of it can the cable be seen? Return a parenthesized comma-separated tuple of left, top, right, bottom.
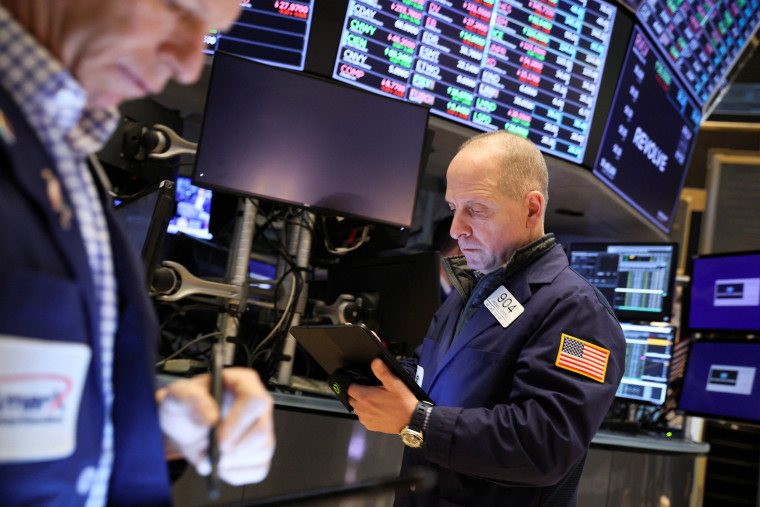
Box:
(156, 331, 224, 367)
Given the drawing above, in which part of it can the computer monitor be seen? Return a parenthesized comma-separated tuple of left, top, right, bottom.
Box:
(634, 0, 760, 112)
(615, 322, 675, 405)
(678, 340, 760, 425)
(592, 26, 701, 234)
(568, 242, 679, 322)
(687, 250, 760, 336)
(329, 0, 628, 166)
(204, 0, 315, 70)
(193, 51, 430, 229)
(167, 176, 213, 241)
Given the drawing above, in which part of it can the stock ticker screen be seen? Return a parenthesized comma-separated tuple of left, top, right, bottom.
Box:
(616, 323, 675, 405)
(593, 26, 700, 233)
(636, 0, 760, 109)
(568, 242, 679, 323)
(331, 0, 619, 164)
(204, 0, 314, 70)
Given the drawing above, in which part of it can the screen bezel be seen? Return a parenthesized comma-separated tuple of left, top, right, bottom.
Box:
(567, 241, 679, 323)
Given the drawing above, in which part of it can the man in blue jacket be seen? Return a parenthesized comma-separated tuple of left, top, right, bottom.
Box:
(348, 130, 626, 506)
(0, 0, 274, 504)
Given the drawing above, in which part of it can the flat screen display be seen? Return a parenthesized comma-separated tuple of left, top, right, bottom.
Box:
(635, 0, 760, 110)
(194, 52, 430, 229)
(678, 340, 760, 425)
(688, 251, 760, 335)
(616, 322, 675, 405)
(593, 26, 701, 234)
(568, 242, 679, 322)
(167, 176, 214, 240)
(330, 0, 620, 164)
(204, 0, 315, 70)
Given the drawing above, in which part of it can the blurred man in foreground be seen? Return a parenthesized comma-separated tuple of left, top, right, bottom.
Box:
(0, 0, 275, 504)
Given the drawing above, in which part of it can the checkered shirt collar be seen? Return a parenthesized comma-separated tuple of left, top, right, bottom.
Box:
(0, 6, 119, 155)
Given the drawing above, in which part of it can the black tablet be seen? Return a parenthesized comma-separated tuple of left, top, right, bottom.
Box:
(289, 324, 433, 405)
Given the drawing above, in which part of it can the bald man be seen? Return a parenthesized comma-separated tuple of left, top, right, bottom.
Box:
(348, 131, 626, 506)
(0, 1, 274, 504)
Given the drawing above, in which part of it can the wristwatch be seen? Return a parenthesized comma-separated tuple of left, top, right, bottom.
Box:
(399, 400, 433, 448)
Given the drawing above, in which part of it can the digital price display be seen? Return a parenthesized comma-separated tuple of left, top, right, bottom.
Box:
(593, 27, 701, 234)
(205, 0, 314, 70)
(332, 0, 618, 164)
(636, 0, 760, 109)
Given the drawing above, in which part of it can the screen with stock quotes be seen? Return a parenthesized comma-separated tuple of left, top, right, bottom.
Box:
(331, 0, 618, 164)
(636, 0, 760, 110)
(204, 0, 314, 70)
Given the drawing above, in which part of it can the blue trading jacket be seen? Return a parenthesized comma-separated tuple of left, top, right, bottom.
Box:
(0, 87, 172, 505)
(397, 237, 626, 506)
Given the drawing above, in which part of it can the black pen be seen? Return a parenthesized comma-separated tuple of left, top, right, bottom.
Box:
(207, 342, 224, 500)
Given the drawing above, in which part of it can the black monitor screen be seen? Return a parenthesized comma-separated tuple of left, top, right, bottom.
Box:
(568, 242, 678, 322)
(678, 340, 760, 425)
(204, 0, 315, 70)
(194, 51, 430, 229)
(635, 0, 760, 110)
(688, 251, 760, 335)
(330, 0, 621, 165)
(592, 26, 701, 234)
(616, 322, 675, 405)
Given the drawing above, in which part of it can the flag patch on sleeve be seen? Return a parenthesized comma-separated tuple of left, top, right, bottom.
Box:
(555, 334, 609, 383)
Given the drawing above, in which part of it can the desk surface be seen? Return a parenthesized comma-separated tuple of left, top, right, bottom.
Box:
(273, 391, 711, 454)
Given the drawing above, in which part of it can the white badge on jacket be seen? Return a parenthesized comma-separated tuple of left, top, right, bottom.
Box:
(484, 285, 525, 328)
(0, 335, 91, 463)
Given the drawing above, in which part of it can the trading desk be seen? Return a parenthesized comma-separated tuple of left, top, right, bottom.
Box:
(171, 392, 709, 506)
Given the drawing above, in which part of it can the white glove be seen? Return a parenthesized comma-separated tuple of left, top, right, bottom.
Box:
(158, 369, 276, 486)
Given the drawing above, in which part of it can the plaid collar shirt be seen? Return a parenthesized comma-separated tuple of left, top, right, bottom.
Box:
(0, 7, 121, 506)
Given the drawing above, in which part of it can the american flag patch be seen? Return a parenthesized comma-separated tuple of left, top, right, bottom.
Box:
(555, 334, 610, 383)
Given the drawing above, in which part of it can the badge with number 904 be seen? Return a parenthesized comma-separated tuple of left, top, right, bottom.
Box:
(484, 285, 525, 328)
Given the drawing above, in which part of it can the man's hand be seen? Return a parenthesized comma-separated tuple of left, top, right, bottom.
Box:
(156, 367, 275, 485)
(347, 358, 419, 434)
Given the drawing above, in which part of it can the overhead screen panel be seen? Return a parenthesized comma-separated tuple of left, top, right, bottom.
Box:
(204, 0, 315, 70)
(331, 0, 619, 164)
(193, 53, 430, 229)
(593, 26, 701, 233)
(635, 0, 760, 110)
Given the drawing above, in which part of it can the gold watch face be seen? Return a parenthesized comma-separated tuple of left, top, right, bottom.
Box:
(399, 428, 423, 448)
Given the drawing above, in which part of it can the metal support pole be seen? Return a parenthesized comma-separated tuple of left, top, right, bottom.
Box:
(218, 198, 258, 365)
(276, 211, 313, 386)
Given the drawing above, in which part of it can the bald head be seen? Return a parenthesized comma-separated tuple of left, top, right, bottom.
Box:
(458, 131, 549, 204)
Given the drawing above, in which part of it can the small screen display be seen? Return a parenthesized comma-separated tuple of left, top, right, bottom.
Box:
(688, 251, 760, 334)
(167, 177, 213, 240)
(679, 340, 760, 424)
(616, 322, 675, 405)
(568, 242, 678, 322)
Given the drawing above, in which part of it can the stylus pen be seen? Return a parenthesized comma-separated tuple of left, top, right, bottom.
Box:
(207, 342, 224, 500)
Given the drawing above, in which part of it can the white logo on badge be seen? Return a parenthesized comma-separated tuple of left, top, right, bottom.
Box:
(0, 335, 91, 463)
(484, 285, 524, 328)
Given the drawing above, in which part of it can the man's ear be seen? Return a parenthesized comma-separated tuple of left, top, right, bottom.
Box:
(525, 191, 544, 228)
